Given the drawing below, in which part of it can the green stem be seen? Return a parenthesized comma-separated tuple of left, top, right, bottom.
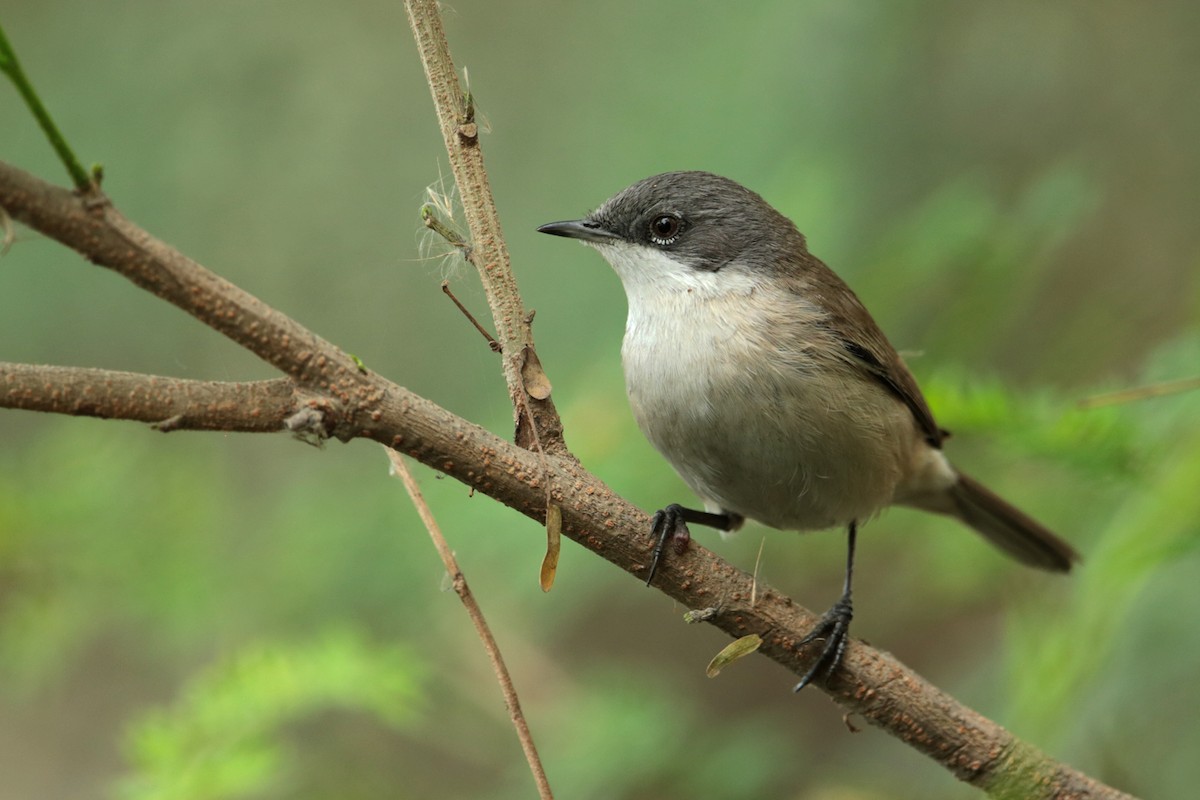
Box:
(0, 20, 92, 190)
(420, 203, 468, 250)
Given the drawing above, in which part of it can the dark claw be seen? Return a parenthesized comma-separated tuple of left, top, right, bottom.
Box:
(647, 503, 692, 585)
(792, 596, 854, 692)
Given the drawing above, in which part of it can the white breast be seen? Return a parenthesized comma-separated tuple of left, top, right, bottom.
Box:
(596, 241, 922, 532)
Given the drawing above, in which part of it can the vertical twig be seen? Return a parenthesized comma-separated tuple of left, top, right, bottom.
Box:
(386, 448, 554, 800)
(403, 0, 523, 360)
(404, 0, 567, 455)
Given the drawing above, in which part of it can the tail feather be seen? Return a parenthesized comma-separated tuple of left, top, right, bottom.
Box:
(948, 472, 1079, 572)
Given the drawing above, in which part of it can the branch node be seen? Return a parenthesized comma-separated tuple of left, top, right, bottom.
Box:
(152, 414, 185, 433)
(285, 406, 328, 447)
(420, 203, 469, 251)
(459, 67, 476, 127)
(80, 188, 110, 212)
(684, 606, 720, 624)
(457, 121, 478, 142)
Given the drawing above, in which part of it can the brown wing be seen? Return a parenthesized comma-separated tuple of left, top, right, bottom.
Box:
(787, 255, 946, 448)
(839, 337, 945, 448)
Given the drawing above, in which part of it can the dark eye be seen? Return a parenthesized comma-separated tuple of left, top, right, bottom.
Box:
(648, 214, 682, 245)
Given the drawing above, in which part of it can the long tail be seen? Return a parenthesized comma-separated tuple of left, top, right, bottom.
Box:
(948, 472, 1079, 572)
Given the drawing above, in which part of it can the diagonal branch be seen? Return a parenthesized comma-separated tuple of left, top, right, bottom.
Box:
(0, 160, 383, 444)
(387, 451, 554, 800)
(0, 162, 357, 386)
(0, 159, 1134, 799)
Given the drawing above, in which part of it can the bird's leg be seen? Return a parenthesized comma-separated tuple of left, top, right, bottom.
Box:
(793, 520, 858, 692)
(646, 504, 743, 586)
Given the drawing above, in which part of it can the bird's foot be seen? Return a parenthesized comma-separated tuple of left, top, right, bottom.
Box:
(646, 504, 693, 586)
(793, 596, 853, 692)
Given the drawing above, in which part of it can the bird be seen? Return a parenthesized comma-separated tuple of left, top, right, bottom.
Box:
(537, 171, 1078, 690)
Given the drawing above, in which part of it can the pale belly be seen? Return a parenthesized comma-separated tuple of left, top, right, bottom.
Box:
(622, 305, 920, 532)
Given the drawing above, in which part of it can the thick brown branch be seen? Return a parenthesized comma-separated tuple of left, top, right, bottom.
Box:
(0, 363, 297, 432)
(3, 358, 1122, 797)
(0, 161, 367, 413)
(360, 386, 1132, 800)
(0, 166, 1133, 800)
(0, 161, 385, 444)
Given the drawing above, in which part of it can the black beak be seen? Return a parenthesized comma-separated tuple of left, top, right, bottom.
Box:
(536, 219, 621, 243)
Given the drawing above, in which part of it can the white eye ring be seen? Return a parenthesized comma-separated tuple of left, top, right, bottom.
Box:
(648, 215, 682, 246)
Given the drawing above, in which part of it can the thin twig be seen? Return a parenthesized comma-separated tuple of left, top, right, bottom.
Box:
(751, 535, 766, 607)
(0, 205, 13, 255)
(421, 203, 469, 250)
(0, 21, 92, 190)
(385, 450, 554, 800)
(441, 280, 501, 352)
(1077, 376, 1200, 409)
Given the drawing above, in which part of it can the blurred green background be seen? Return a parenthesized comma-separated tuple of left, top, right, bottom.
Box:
(2, 2, 1199, 798)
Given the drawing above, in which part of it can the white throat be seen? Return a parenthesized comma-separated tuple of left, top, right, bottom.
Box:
(590, 240, 765, 321)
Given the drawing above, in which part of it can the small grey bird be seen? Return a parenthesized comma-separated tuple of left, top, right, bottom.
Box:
(538, 171, 1077, 690)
